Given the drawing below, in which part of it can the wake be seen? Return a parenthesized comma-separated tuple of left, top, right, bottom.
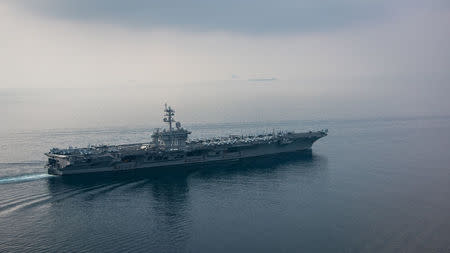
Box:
(0, 173, 53, 185)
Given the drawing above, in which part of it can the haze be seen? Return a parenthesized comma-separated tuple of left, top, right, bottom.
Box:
(1, 0, 449, 131)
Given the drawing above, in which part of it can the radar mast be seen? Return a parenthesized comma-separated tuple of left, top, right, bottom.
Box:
(163, 103, 175, 131)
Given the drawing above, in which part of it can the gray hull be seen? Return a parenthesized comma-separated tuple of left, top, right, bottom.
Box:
(46, 105, 327, 176)
(48, 134, 323, 175)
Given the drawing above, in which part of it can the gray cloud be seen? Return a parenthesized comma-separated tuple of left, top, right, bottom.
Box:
(1, 1, 450, 131)
(19, 0, 389, 34)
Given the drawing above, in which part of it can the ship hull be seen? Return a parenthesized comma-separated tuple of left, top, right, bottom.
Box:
(47, 135, 324, 176)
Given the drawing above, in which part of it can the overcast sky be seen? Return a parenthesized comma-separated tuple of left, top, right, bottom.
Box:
(1, 0, 450, 131)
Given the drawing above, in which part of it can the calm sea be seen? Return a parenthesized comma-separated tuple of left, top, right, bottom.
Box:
(0, 117, 449, 252)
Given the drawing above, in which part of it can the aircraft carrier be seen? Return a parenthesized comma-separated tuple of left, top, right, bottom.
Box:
(45, 105, 328, 175)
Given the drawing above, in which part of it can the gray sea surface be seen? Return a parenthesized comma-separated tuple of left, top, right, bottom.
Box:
(0, 117, 449, 252)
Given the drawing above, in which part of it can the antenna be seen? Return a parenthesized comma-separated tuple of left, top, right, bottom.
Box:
(163, 103, 175, 131)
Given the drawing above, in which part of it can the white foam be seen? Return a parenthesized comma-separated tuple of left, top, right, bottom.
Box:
(0, 174, 53, 184)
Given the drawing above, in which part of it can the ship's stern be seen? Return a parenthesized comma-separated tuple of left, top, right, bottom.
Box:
(45, 153, 68, 175)
(47, 165, 62, 175)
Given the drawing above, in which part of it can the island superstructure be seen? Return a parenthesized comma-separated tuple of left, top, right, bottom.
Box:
(46, 104, 327, 175)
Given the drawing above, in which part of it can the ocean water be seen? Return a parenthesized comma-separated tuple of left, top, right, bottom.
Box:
(0, 117, 449, 252)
